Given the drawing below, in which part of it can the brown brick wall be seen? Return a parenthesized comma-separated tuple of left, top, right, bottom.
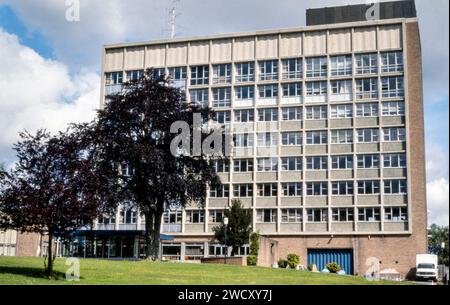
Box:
(16, 232, 42, 257)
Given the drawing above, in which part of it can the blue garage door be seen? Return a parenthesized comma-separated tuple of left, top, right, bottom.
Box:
(307, 249, 353, 275)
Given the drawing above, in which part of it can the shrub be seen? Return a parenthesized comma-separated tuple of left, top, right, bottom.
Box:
(278, 259, 288, 268)
(287, 253, 300, 268)
(247, 255, 257, 266)
(326, 262, 342, 273)
(249, 232, 260, 256)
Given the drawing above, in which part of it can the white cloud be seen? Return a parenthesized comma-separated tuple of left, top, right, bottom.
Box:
(427, 178, 449, 226)
(0, 28, 99, 165)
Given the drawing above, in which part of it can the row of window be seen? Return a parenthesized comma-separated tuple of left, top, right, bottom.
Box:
(212, 153, 406, 173)
(212, 102, 405, 123)
(209, 179, 407, 197)
(230, 128, 405, 147)
(178, 207, 407, 224)
(185, 77, 404, 107)
(105, 52, 403, 86)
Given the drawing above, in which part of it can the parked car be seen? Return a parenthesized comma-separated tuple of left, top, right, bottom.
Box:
(416, 254, 438, 281)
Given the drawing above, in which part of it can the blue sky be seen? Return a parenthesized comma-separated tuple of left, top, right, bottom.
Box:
(0, 0, 448, 225)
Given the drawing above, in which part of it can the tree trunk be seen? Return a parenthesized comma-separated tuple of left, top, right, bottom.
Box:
(144, 211, 154, 259)
(230, 246, 236, 257)
(151, 210, 163, 260)
(46, 233, 53, 277)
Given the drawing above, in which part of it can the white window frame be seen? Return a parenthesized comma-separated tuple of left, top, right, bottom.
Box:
(209, 210, 224, 223)
(282, 58, 302, 79)
(258, 108, 278, 121)
(331, 79, 352, 95)
(381, 52, 404, 73)
(258, 84, 279, 98)
(233, 159, 254, 172)
(383, 128, 406, 142)
(382, 101, 405, 116)
(233, 184, 253, 197)
(356, 103, 379, 117)
(306, 156, 328, 170)
(235, 62, 255, 83)
(331, 155, 354, 169)
(306, 57, 328, 78)
(357, 128, 379, 143)
(356, 78, 378, 99)
(355, 53, 377, 74)
(306, 182, 328, 196)
(259, 60, 279, 81)
(384, 179, 407, 194)
(282, 183, 302, 197)
(331, 129, 353, 144)
(384, 207, 407, 222)
(306, 131, 328, 145)
(212, 87, 231, 108)
(330, 104, 353, 118)
(306, 81, 327, 96)
(190, 65, 209, 85)
(257, 158, 278, 172)
(212, 64, 232, 84)
(357, 180, 381, 195)
(282, 107, 302, 121)
(234, 133, 254, 148)
(281, 157, 302, 171)
(209, 184, 230, 198)
(331, 181, 354, 196)
(306, 106, 327, 120)
(282, 83, 302, 97)
(234, 109, 254, 122)
(307, 208, 328, 222)
(332, 208, 354, 222)
(281, 132, 302, 146)
(357, 154, 380, 169)
(330, 55, 352, 76)
(235, 86, 255, 100)
(257, 184, 278, 197)
(281, 208, 303, 223)
(256, 209, 277, 223)
(358, 207, 381, 222)
(383, 153, 407, 168)
(257, 133, 278, 147)
(190, 89, 209, 107)
(186, 210, 205, 223)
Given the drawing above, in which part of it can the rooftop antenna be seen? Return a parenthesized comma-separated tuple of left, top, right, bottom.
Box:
(168, 0, 181, 39)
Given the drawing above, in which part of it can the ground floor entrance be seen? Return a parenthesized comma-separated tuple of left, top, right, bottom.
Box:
(307, 249, 354, 275)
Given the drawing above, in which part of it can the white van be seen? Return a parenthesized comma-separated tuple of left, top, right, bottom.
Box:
(416, 254, 438, 281)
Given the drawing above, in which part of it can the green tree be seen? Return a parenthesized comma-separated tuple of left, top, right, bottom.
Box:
(213, 199, 252, 256)
(428, 224, 449, 265)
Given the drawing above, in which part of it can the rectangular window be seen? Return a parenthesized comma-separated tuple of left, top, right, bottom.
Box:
(357, 180, 380, 194)
(282, 107, 302, 121)
(357, 129, 379, 143)
(356, 103, 378, 117)
(257, 184, 278, 197)
(282, 58, 302, 79)
(306, 156, 328, 170)
(384, 207, 407, 221)
(384, 180, 407, 194)
(357, 154, 380, 169)
(211, 159, 229, 173)
(120, 208, 137, 224)
(234, 109, 254, 122)
(235, 86, 255, 100)
(257, 158, 278, 172)
(163, 210, 181, 225)
(190, 65, 209, 85)
(234, 159, 254, 172)
(259, 60, 278, 81)
(307, 208, 328, 222)
(213, 111, 231, 124)
(330, 55, 352, 76)
(331, 129, 353, 144)
(332, 181, 354, 195)
(256, 209, 277, 223)
(306, 182, 328, 196)
(258, 108, 278, 121)
(358, 208, 381, 221)
(306, 81, 327, 96)
(209, 210, 224, 223)
(186, 210, 205, 223)
(281, 209, 303, 223)
(212, 87, 231, 108)
(235, 62, 255, 83)
(281, 132, 302, 146)
(383, 128, 406, 142)
(306, 131, 328, 145)
(233, 184, 253, 197)
(381, 52, 404, 73)
(330, 104, 353, 118)
(190, 89, 209, 107)
(381, 77, 404, 98)
(281, 157, 302, 171)
(282, 83, 302, 97)
(234, 133, 254, 148)
(209, 184, 230, 198)
(306, 57, 327, 78)
(257, 133, 278, 147)
(355, 53, 377, 74)
(212, 64, 232, 84)
(126, 70, 144, 81)
(331, 80, 352, 95)
(383, 154, 407, 168)
(282, 183, 302, 197)
(332, 208, 354, 222)
(356, 78, 378, 99)
(105, 71, 123, 85)
(332, 155, 353, 169)
(167, 67, 187, 81)
(258, 84, 278, 98)
(306, 106, 327, 120)
(151, 68, 165, 79)
(382, 101, 405, 116)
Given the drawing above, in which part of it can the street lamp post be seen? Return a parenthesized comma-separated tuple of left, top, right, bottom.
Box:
(224, 217, 229, 265)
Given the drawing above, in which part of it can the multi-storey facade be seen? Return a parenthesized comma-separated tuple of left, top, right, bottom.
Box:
(87, 1, 427, 277)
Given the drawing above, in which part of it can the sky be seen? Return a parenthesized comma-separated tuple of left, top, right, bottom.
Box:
(0, 0, 448, 226)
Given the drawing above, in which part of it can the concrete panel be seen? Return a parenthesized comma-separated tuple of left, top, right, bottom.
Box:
(257, 122, 278, 132)
(328, 29, 351, 54)
(356, 169, 380, 179)
(255, 198, 277, 207)
(330, 196, 354, 206)
(280, 223, 302, 233)
(255, 223, 277, 234)
(383, 195, 408, 205)
(280, 33, 302, 57)
(208, 198, 229, 208)
(233, 122, 254, 133)
(280, 197, 303, 207)
(356, 195, 380, 205)
(233, 173, 253, 183)
(146, 45, 166, 67)
(357, 222, 381, 232)
(280, 96, 302, 105)
(305, 171, 327, 180)
(217, 173, 230, 183)
(280, 121, 302, 131)
(256, 172, 277, 182)
(237, 198, 253, 208)
(355, 117, 379, 127)
(353, 27, 377, 52)
(330, 119, 352, 128)
(304, 196, 328, 206)
(256, 147, 278, 156)
(356, 143, 379, 153)
(330, 170, 353, 180)
(305, 120, 327, 129)
(331, 222, 354, 232)
(280, 146, 303, 156)
(184, 224, 205, 233)
(305, 223, 328, 232)
(304, 31, 327, 55)
(280, 172, 302, 182)
(105, 48, 124, 71)
(167, 43, 188, 66)
(211, 39, 232, 63)
(378, 25, 402, 50)
(384, 222, 408, 232)
(256, 35, 278, 59)
(233, 148, 254, 158)
(304, 145, 328, 154)
(234, 37, 255, 61)
(330, 144, 353, 154)
(381, 116, 405, 126)
(125, 46, 145, 70)
(383, 168, 407, 178)
(189, 41, 210, 65)
(382, 142, 406, 152)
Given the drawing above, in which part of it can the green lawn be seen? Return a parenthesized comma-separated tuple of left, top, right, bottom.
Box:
(0, 257, 409, 285)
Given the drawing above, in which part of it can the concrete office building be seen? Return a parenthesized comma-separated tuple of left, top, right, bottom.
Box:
(66, 0, 427, 278)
